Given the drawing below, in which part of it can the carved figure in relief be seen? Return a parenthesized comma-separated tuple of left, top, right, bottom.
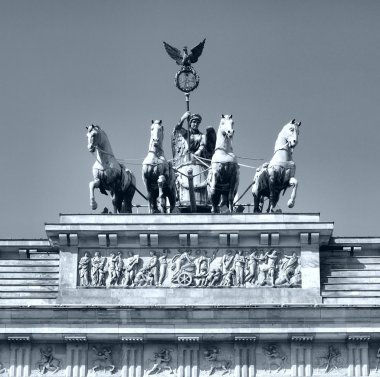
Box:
(234, 250, 246, 287)
(91, 252, 107, 287)
(194, 250, 217, 287)
(147, 349, 174, 375)
(134, 270, 150, 287)
(78, 252, 91, 286)
(171, 250, 197, 286)
(0, 362, 6, 375)
(91, 346, 116, 374)
(123, 251, 140, 286)
(319, 345, 340, 373)
(142, 251, 159, 286)
(244, 250, 260, 284)
(275, 253, 300, 286)
(375, 347, 380, 372)
(252, 119, 301, 213)
(205, 267, 223, 287)
(36, 347, 61, 374)
(116, 251, 124, 285)
(263, 345, 286, 373)
(221, 250, 235, 275)
(204, 348, 231, 375)
(158, 249, 169, 286)
(108, 252, 118, 286)
(220, 268, 235, 287)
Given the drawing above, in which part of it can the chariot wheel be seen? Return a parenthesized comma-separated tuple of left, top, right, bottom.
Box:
(178, 271, 193, 287)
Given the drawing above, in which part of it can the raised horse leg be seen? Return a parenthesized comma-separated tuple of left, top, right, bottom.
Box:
(89, 179, 100, 210)
(287, 177, 298, 208)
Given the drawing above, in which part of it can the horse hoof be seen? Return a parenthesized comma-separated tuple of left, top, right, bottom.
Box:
(171, 207, 181, 214)
(287, 200, 295, 208)
(219, 205, 230, 214)
(91, 201, 98, 210)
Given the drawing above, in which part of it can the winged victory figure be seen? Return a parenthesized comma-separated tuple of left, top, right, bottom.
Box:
(163, 39, 206, 67)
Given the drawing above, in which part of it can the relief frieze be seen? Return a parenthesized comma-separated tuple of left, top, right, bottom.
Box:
(77, 248, 301, 288)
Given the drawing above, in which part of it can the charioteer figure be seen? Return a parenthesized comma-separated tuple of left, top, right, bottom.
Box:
(172, 111, 216, 163)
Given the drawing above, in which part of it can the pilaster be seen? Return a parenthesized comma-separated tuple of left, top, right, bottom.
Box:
(234, 337, 256, 377)
(121, 337, 144, 377)
(8, 337, 31, 377)
(347, 336, 370, 377)
(291, 336, 313, 377)
(64, 336, 88, 377)
(300, 232, 320, 290)
(178, 337, 200, 377)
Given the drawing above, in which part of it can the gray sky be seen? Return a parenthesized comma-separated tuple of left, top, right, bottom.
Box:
(0, 0, 379, 238)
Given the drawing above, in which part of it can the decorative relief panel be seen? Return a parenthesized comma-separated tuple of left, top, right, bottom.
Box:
(313, 345, 346, 376)
(77, 248, 301, 289)
(3, 342, 380, 377)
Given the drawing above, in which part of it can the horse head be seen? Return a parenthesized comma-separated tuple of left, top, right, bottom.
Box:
(86, 124, 103, 153)
(276, 119, 301, 152)
(219, 114, 234, 139)
(149, 120, 164, 153)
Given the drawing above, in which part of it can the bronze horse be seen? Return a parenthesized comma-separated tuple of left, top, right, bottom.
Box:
(87, 124, 136, 213)
(142, 120, 178, 213)
(252, 119, 301, 213)
(207, 115, 239, 213)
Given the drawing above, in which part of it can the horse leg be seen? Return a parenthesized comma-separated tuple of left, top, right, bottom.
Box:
(157, 175, 167, 213)
(287, 177, 298, 208)
(89, 179, 100, 210)
(113, 192, 123, 214)
(219, 192, 230, 214)
(123, 179, 136, 214)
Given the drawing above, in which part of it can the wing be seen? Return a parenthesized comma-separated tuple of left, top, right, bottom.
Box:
(163, 41, 182, 65)
(189, 38, 206, 64)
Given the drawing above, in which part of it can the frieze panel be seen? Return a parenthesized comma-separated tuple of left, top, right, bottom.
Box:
(313, 345, 346, 375)
(256, 343, 290, 376)
(77, 248, 301, 289)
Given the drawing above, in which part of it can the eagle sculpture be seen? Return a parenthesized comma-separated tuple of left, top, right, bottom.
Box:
(163, 39, 206, 67)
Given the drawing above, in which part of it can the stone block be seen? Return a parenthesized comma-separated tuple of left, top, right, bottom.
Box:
(300, 233, 309, 245)
(150, 234, 158, 246)
(189, 234, 198, 246)
(310, 233, 319, 244)
(139, 234, 148, 246)
(59, 234, 68, 246)
(109, 234, 118, 247)
(69, 234, 78, 246)
(219, 234, 228, 246)
(230, 233, 239, 246)
(260, 233, 269, 246)
(18, 249, 28, 259)
(179, 234, 187, 246)
(271, 233, 280, 245)
(98, 234, 107, 247)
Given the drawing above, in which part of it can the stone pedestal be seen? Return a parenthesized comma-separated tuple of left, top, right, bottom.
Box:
(234, 337, 256, 377)
(347, 336, 370, 377)
(291, 336, 313, 377)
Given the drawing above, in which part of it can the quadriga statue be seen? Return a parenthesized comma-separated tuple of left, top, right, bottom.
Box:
(86, 124, 136, 213)
(207, 115, 240, 213)
(142, 120, 178, 213)
(252, 119, 301, 213)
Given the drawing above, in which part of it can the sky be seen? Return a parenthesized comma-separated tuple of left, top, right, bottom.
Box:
(0, 0, 379, 239)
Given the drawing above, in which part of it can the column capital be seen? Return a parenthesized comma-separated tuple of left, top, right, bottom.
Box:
(347, 335, 370, 343)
